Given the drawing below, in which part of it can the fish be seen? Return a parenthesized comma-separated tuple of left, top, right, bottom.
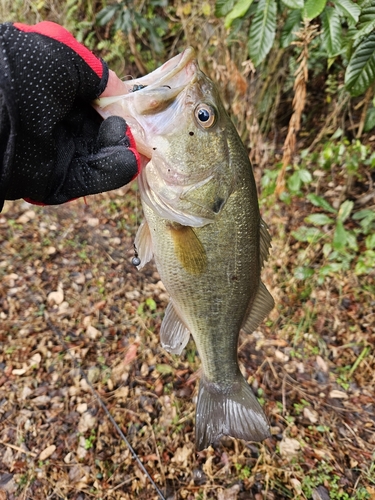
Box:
(94, 48, 274, 450)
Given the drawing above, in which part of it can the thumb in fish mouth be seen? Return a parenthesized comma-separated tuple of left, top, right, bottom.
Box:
(195, 374, 270, 450)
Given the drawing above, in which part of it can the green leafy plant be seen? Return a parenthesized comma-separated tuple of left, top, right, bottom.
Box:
(264, 138, 375, 283)
(95, 0, 180, 73)
(217, 0, 375, 98)
(84, 429, 97, 450)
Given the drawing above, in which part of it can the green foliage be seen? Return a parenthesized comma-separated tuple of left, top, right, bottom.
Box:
(248, 0, 277, 66)
(345, 32, 375, 96)
(225, 0, 254, 28)
(84, 429, 97, 450)
(97, 1, 169, 54)
(303, 0, 327, 20)
(262, 138, 375, 284)
(216, 0, 375, 97)
(95, 0, 179, 70)
(234, 462, 252, 479)
(298, 460, 371, 499)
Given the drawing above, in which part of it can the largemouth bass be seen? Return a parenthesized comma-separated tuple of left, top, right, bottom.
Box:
(94, 49, 274, 450)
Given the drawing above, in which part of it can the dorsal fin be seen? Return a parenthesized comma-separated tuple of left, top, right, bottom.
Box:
(134, 221, 153, 269)
(260, 219, 272, 269)
(242, 281, 274, 334)
(160, 301, 191, 355)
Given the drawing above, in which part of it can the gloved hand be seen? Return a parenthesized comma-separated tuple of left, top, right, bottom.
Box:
(0, 21, 140, 207)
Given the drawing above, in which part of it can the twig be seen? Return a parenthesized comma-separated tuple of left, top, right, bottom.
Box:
(306, 93, 351, 152)
(282, 374, 287, 416)
(0, 440, 38, 457)
(111, 476, 136, 492)
(348, 346, 371, 378)
(356, 85, 374, 139)
(45, 316, 167, 500)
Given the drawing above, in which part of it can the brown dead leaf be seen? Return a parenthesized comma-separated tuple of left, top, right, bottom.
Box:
(77, 411, 97, 433)
(123, 342, 139, 365)
(329, 390, 348, 399)
(316, 355, 328, 373)
(171, 444, 194, 468)
(47, 283, 64, 305)
(218, 484, 241, 500)
(303, 407, 318, 423)
(86, 324, 100, 340)
(39, 445, 56, 461)
(279, 438, 301, 457)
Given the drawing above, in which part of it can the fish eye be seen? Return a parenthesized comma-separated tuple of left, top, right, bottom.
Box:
(195, 104, 216, 128)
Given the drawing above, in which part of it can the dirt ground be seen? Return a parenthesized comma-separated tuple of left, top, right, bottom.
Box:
(0, 179, 374, 499)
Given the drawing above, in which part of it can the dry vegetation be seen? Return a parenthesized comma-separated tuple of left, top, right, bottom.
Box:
(0, 180, 374, 499)
(1, 1, 375, 499)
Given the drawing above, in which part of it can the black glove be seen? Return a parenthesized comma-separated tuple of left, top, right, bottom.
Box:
(0, 21, 140, 209)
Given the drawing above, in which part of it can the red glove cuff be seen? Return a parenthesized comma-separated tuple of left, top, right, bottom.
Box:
(13, 21, 103, 78)
(124, 126, 141, 179)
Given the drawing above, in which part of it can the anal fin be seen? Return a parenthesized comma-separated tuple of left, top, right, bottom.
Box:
(242, 281, 274, 334)
(160, 301, 190, 355)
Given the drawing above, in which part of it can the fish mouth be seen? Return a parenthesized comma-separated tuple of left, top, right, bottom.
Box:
(124, 47, 197, 91)
(93, 48, 198, 158)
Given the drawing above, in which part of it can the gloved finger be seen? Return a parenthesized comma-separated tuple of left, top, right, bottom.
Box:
(43, 146, 139, 205)
(97, 116, 134, 149)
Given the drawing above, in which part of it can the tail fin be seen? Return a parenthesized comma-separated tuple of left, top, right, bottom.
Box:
(195, 375, 270, 451)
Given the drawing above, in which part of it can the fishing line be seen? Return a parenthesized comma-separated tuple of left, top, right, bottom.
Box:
(46, 316, 166, 500)
(131, 186, 141, 267)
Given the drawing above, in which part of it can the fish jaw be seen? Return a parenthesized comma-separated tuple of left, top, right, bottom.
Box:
(195, 374, 270, 451)
(93, 47, 197, 158)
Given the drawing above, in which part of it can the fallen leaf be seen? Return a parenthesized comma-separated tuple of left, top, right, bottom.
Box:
(316, 355, 328, 373)
(17, 210, 35, 224)
(290, 478, 302, 495)
(39, 445, 56, 461)
(86, 325, 100, 340)
(329, 390, 348, 399)
(30, 353, 41, 364)
(47, 283, 64, 305)
(275, 349, 289, 362)
(77, 411, 97, 433)
(12, 365, 29, 375)
(303, 407, 318, 423)
(218, 484, 241, 500)
(76, 403, 88, 414)
(21, 387, 32, 400)
(123, 343, 139, 365)
(279, 438, 301, 457)
(171, 444, 194, 467)
(87, 217, 99, 227)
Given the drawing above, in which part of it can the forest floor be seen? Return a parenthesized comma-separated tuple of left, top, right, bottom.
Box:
(0, 159, 374, 499)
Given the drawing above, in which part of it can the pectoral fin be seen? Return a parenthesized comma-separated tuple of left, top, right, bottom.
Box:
(134, 221, 153, 269)
(168, 224, 207, 275)
(242, 281, 274, 334)
(160, 301, 191, 354)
